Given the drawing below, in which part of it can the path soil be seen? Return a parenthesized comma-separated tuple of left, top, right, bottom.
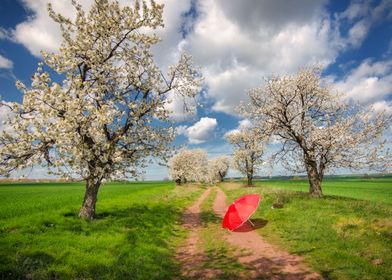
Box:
(176, 187, 220, 279)
(213, 187, 322, 280)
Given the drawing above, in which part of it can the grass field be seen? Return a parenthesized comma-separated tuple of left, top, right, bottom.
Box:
(1, 177, 391, 279)
(254, 176, 392, 204)
(0, 181, 202, 279)
(222, 176, 392, 279)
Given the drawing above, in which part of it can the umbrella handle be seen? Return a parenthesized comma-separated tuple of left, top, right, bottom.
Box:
(248, 219, 255, 227)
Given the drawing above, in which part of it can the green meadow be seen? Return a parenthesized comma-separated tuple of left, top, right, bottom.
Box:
(0, 181, 202, 279)
(255, 176, 392, 204)
(0, 176, 391, 279)
(222, 176, 392, 279)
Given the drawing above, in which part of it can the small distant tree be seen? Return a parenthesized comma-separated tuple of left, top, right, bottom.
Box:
(225, 129, 266, 186)
(243, 67, 390, 197)
(209, 156, 230, 182)
(169, 148, 208, 185)
(0, 0, 201, 219)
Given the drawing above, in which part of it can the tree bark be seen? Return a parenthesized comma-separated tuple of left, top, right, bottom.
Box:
(219, 172, 224, 182)
(305, 161, 323, 198)
(247, 174, 253, 186)
(79, 178, 101, 220)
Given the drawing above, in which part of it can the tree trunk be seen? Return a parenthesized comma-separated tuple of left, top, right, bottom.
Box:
(305, 162, 323, 198)
(247, 174, 253, 186)
(79, 178, 101, 220)
(219, 172, 224, 182)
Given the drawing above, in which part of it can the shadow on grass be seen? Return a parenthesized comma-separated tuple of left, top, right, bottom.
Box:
(233, 218, 268, 233)
(1, 204, 185, 280)
(203, 247, 247, 280)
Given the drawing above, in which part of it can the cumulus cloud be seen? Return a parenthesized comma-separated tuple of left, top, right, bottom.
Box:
(163, 91, 198, 122)
(12, 0, 191, 61)
(0, 55, 13, 69)
(0, 102, 15, 133)
(224, 118, 252, 137)
(180, 0, 343, 114)
(177, 117, 217, 144)
(371, 101, 392, 114)
(12, 0, 77, 56)
(10, 0, 392, 119)
(177, 0, 392, 115)
(12, 0, 193, 120)
(335, 59, 392, 106)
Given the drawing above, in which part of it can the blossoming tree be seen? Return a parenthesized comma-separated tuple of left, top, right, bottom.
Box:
(225, 129, 266, 186)
(208, 156, 230, 182)
(243, 67, 390, 197)
(169, 148, 208, 185)
(0, 0, 201, 219)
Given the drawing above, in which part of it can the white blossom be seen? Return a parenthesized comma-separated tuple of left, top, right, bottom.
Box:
(242, 66, 390, 197)
(225, 128, 266, 186)
(208, 156, 230, 183)
(0, 0, 202, 219)
(169, 148, 209, 185)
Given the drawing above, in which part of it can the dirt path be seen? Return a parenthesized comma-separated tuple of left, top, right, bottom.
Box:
(213, 187, 321, 280)
(176, 187, 220, 279)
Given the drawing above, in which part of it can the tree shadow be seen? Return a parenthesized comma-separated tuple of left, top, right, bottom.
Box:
(245, 255, 320, 280)
(233, 218, 269, 233)
(2, 204, 185, 279)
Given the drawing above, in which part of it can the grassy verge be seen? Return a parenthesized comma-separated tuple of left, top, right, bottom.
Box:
(0, 181, 203, 279)
(199, 187, 247, 279)
(220, 181, 392, 280)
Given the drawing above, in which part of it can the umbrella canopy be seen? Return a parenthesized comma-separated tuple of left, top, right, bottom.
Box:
(222, 194, 261, 231)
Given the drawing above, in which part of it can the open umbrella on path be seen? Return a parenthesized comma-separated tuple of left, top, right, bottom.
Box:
(222, 194, 261, 231)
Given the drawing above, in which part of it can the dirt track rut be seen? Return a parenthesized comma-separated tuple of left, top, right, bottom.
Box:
(176, 186, 321, 279)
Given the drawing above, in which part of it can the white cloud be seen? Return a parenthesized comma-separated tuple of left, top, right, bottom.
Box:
(0, 102, 15, 133)
(12, 0, 81, 56)
(10, 0, 392, 120)
(338, 0, 392, 48)
(163, 91, 197, 122)
(335, 59, 392, 104)
(12, 0, 193, 119)
(224, 118, 252, 137)
(0, 27, 10, 40)
(177, 117, 217, 144)
(179, 0, 348, 114)
(347, 19, 370, 48)
(12, 0, 191, 60)
(175, 0, 392, 115)
(7, 0, 335, 99)
(0, 55, 13, 69)
(371, 100, 392, 115)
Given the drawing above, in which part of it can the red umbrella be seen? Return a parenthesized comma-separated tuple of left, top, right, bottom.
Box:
(222, 194, 261, 231)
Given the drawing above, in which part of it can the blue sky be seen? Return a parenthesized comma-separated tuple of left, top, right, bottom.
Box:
(0, 0, 391, 179)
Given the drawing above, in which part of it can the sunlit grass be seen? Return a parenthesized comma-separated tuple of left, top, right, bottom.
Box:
(254, 176, 392, 204)
(220, 177, 392, 279)
(1, 177, 391, 279)
(0, 181, 202, 279)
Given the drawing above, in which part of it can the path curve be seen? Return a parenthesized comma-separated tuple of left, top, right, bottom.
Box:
(176, 187, 220, 279)
(213, 187, 322, 280)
